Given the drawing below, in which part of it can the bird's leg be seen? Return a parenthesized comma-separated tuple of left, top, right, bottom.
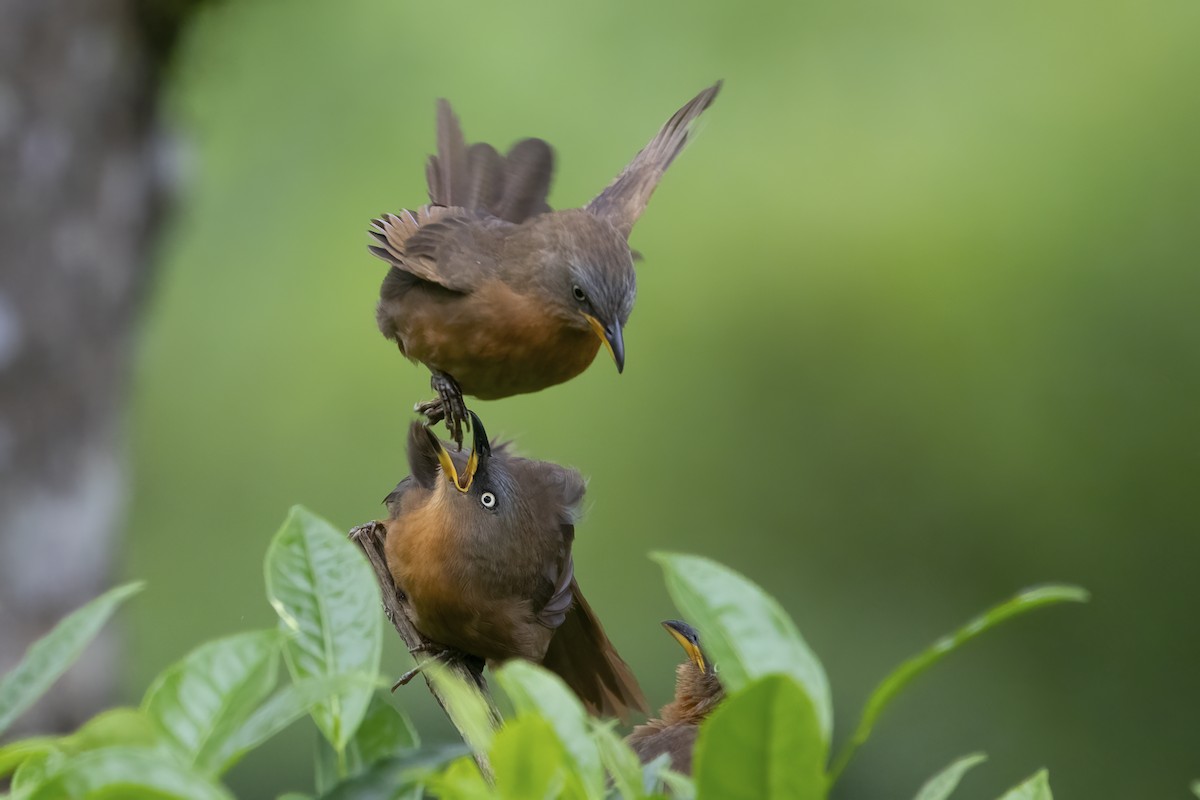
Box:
(414, 371, 470, 450)
(392, 646, 484, 691)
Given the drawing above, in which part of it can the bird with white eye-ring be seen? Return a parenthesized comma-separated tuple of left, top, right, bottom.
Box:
(481, 492, 497, 509)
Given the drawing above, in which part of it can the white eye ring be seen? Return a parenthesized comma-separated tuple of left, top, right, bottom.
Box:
(480, 492, 497, 509)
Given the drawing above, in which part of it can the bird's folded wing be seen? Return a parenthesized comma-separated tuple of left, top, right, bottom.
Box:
(368, 208, 504, 293)
(537, 528, 576, 630)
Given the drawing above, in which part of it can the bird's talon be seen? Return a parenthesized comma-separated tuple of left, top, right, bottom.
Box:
(392, 666, 423, 691)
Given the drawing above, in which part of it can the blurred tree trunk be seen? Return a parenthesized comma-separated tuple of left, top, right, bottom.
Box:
(0, 0, 193, 734)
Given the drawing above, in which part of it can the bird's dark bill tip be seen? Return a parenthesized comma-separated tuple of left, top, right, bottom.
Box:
(466, 410, 490, 457)
(584, 313, 625, 373)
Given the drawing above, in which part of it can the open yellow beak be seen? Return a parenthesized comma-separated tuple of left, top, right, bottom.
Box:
(425, 427, 479, 493)
(662, 620, 707, 674)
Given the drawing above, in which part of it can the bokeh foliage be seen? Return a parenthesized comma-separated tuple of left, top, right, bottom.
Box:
(3, 508, 1082, 799)
(125, 0, 1200, 796)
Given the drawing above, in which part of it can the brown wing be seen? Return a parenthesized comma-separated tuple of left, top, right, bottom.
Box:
(536, 532, 575, 630)
(368, 209, 507, 293)
(586, 82, 721, 240)
(628, 723, 700, 776)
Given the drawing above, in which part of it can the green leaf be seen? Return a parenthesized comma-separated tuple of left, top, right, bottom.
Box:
(996, 769, 1053, 800)
(830, 585, 1087, 782)
(1191, 780, 1200, 799)
(0, 737, 56, 779)
(491, 715, 568, 800)
(590, 720, 643, 800)
(657, 770, 696, 800)
(25, 746, 233, 800)
(348, 694, 420, 771)
(10, 751, 65, 798)
(212, 672, 378, 776)
(423, 755, 494, 800)
(425, 666, 499, 755)
(692, 675, 826, 800)
(265, 505, 383, 752)
(60, 708, 162, 754)
(1, 708, 160, 781)
(0, 582, 143, 737)
(142, 630, 280, 775)
(913, 753, 987, 800)
(494, 661, 602, 795)
(651, 553, 832, 744)
(318, 744, 468, 800)
(639, 752, 695, 799)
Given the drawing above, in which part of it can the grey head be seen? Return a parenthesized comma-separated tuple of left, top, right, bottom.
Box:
(406, 410, 586, 539)
(512, 209, 637, 372)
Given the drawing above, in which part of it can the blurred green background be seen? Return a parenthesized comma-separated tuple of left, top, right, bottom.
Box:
(123, 0, 1199, 796)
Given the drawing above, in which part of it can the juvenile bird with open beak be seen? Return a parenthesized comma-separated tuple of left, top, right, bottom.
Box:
(381, 411, 647, 720)
(369, 82, 721, 446)
(627, 620, 724, 775)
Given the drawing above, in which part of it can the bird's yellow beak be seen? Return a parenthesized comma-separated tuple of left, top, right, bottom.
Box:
(583, 313, 625, 374)
(662, 620, 707, 674)
(424, 427, 479, 493)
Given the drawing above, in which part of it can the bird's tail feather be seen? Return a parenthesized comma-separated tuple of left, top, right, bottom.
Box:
(586, 81, 722, 239)
(426, 101, 554, 223)
(541, 581, 648, 723)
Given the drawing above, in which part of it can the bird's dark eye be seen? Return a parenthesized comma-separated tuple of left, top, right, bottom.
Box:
(572, 285, 587, 302)
(480, 492, 497, 509)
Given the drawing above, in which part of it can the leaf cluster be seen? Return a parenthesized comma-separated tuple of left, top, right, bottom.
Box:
(0, 507, 1108, 799)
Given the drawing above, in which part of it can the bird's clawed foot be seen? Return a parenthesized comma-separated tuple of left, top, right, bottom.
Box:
(415, 371, 470, 449)
(348, 521, 386, 549)
(391, 646, 484, 691)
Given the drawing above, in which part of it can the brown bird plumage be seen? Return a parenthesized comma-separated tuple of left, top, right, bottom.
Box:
(628, 620, 724, 776)
(368, 83, 721, 445)
(382, 410, 647, 720)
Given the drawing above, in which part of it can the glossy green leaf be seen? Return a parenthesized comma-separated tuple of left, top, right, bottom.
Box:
(2, 708, 160, 782)
(424, 756, 494, 800)
(495, 660, 602, 795)
(1191, 780, 1200, 799)
(652, 553, 832, 744)
(830, 585, 1087, 781)
(25, 745, 233, 800)
(265, 505, 382, 752)
(142, 630, 279, 775)
(913, 753, 987, 800)
(212, 672, 377, 776)
(348, 694, 420, 772)
(425, 665, 499, 755)
(0, 582, 143, 737)
(692, 675, 826, 800)
(0, 737, 56, 779)
(996, 769, 1053, 800)
(491, 715, 567, 800)
(60, 707, 162, 753)
(318, 744, 467, 800)
(590, 720, 643, 800)
(10, 751, 64, 798)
